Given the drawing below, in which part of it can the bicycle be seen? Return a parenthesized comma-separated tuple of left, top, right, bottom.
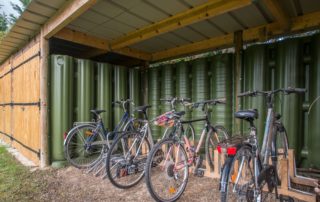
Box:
(104, 97, 193, 189)
(145, 98, 229, 202)
(218, 87, 306, 202)
(159, 97, 195, 142)
(64, 99, 139, 169)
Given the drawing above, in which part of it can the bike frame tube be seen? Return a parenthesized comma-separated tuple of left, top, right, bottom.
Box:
(261, 108, 274, 164)
(196, 128, 207, 153)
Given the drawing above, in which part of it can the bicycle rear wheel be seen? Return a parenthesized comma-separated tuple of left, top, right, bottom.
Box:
(64, 124, 106, 169)
(221, 145, 255, 202)
(145, 138, 189, 202)
(106, 131, 151, 189)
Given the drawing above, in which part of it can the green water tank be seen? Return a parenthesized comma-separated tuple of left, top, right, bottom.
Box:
(210, 54, 233, 132)
(96, 62, 112, 131)
(243, 45, 270, 143)
(309, 34, 320, 168)
(275, 38, 304, 161)
(160, 65, 175, 134)
(148, 67, 161, 139)
(129, 68, 141, 117)
(176, 61, 191, 121)
(114, 66, 128, 127)
(50, 55, 74, 166)
(75, 59, 94, 122)
(192, 58, 209, 140)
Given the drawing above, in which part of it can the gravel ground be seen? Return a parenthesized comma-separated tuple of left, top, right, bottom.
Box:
(41, 166, 221, 202)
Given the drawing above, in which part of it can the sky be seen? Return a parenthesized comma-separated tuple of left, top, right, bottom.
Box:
(0, 0, 22, 17)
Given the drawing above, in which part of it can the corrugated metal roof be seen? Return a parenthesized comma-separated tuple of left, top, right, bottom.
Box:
(1, 0, 320, 63)
(0, 0, 67, 63)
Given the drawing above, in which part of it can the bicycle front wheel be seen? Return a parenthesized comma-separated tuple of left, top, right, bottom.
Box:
(145, 138, 189, 202)
(106, 131, 151, 189)
(64, 124, 106, 169)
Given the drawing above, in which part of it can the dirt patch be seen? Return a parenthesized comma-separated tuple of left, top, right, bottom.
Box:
(41, 167, 220, 202)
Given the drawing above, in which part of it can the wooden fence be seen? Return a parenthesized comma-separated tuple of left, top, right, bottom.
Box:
(0, 37, 41, 165)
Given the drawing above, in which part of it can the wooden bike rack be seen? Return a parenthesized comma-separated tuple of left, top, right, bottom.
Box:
(199, 149, 318, 202)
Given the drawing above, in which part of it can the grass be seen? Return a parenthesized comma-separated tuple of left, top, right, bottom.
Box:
(0, 145, 46, 202)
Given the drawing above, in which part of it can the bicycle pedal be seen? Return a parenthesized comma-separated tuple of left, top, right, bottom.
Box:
(194, 168, 204, 177)
(194, 156, 203, 170)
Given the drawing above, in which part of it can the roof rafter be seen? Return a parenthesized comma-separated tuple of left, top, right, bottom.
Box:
(42, 0, 98, 39)
(152, 10, 320, 61)
(54, 28, 152, 61)
(262, 0, 290, 30)
(110, 0, 252, 50)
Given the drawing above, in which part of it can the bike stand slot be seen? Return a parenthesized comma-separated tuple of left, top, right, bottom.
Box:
(276, 155, 317, 202)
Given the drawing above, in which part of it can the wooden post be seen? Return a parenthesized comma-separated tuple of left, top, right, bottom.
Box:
(40, 31, 49, 168)
(233, 31, 243, 134)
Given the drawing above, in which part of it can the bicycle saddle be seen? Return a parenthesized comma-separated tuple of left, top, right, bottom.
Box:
(134, 105, 151, 114)
(90, 109, 106, 115)
(234, 109, 258, 121)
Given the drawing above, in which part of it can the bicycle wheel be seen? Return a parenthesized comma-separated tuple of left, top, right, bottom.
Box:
(106, 131, 151, 189)
(162, 123, 195, 142)
(272, 125, 289, 182)
(206, 125, 229, 170)
(145, 138, 189, 202)
(221, 145, 255, 202)
(64, 124, 106, 169)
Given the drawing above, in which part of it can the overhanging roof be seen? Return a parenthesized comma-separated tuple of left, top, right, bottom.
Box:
(0, 0, 68, 63)
(1, 0, 320, 64)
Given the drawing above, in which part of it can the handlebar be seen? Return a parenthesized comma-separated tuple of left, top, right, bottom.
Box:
(112, 99, 134, 111)
(160, 97, 192, 110)
(187, 98, 226, 111)
(238, 87, 307, 98)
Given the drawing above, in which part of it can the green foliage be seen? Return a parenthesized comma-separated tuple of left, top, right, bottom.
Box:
(9, 0, 31, 24)
(0, 4, 8, 32)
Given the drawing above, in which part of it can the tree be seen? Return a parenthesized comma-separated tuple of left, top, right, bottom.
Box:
(0, 4, 8, 39)
(9, 0, 31, 25)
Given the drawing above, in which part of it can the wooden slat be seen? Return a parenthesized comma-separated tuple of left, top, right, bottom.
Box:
(12, 106, 40, 164)
(43, 0, 97, 39)
(110, 0, 252, 50)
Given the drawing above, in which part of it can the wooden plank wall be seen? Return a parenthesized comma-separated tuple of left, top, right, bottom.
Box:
(0, 36, 41, 165)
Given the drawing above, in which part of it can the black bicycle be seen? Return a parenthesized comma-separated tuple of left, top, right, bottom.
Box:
(219, 87, 306, 202)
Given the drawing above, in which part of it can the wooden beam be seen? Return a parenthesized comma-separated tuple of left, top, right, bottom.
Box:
(110, 0, 252, 50)
(43, 0, 97, 39)
(40, 31, 49, 168)
(115, 47, 152, 61)
(152, 34, 234, 61)
(54, 28, 108, 50)
(262, 0, 290, 30)
(152, 10, 320, 61)
(54, 28, 152, 61)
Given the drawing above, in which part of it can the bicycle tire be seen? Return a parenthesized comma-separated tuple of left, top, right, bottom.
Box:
(106, 131, 151, 189)
(64, 124, 106, 169)
(205, 125, 229, 170)
(221, 145, 255, 202)
(145, 138, 189, 202)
